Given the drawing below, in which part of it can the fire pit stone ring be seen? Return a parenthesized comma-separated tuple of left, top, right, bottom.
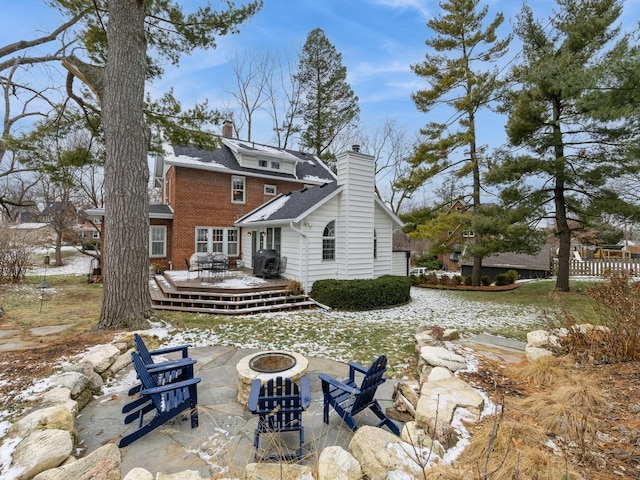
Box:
(236, 350, 308, 405)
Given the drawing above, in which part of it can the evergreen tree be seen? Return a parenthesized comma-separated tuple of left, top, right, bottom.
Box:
(296, 28, 359, 163)
(487, 0, 640, 292)
(409, 0, 511, 286)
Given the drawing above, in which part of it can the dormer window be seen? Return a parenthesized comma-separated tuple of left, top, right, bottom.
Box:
(271, 161, 280, 170)
(258, 159, 268, 168)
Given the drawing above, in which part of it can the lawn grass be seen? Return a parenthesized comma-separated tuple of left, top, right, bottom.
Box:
(4, 275, 600, 376)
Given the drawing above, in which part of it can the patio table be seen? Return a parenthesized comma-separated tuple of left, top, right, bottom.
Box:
(197, 255, 228, 281)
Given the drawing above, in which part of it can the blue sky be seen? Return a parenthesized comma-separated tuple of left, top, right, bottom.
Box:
(2, 0, 639, 204)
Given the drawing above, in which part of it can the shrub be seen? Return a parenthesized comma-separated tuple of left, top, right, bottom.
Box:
(463, 275, 472, 286)
(0, 228, 33, 283)
(495, 273, 509, 286)
(481, 275, 492, 286)
(285, 279, 304, 295)
(310, 275, 412, 311)
(504, 269, 519, 283)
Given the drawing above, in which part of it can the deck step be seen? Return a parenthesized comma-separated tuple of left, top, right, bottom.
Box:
(149, 275, 316, 315)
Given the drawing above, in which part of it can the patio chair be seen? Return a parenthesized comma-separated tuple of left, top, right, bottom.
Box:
(247, 376, 311, 460)
(318, 355, 400, 435)
(129, 333, 196, 396)
(119, 351, 200, 447)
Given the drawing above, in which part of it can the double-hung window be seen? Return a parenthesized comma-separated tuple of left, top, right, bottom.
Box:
(195, 227, 239, 256)
(149, 226, 166, 257)
(231, 176, 245, 204)
(322, 221, 335, 260)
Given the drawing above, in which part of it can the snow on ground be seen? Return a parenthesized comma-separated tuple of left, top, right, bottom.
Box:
(28, 247, 93, 277)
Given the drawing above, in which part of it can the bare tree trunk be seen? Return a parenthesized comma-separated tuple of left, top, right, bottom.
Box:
(552, 99, 570, 292)
(96, 0, 152, 330)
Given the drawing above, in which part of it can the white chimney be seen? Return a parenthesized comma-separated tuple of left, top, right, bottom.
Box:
(336, 147, 375, 279)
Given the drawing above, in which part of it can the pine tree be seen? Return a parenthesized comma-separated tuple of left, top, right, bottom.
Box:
(409, 0, 511, 286)
(487, 0, 640, 292)
(296, 28, 359, 162)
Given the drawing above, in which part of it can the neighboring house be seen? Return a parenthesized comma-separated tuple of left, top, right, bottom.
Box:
(460, 248, 552, 280)
(9, 222, 56, 246)
(88, 130, 404, 291)
(433, 199, 473, 272)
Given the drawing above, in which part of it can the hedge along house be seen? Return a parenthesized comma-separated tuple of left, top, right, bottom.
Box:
(235, 146, 404, 292)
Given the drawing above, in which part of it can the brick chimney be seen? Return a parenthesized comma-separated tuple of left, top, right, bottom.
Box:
(222, 121, 233, 138)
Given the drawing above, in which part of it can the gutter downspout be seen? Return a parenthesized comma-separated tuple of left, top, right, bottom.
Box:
(289, 221, 308, 292)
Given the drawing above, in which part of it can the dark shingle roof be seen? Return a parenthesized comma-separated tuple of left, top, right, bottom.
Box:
(170, 138, 335, 185)
(237, 183, 340, 224)
(460, 248, 551, 271)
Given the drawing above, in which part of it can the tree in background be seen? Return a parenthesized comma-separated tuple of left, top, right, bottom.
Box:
(408, 0, 511, 286)
(61, 0, 261, 329)
(487, 0, 640, 292)
(296, 28, 359, 165)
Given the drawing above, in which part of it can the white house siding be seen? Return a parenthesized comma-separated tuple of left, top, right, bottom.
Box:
(373, 205, 394, 278)
(336, 149, 375, 280)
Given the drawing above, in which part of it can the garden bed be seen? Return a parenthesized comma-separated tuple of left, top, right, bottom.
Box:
(415, 282, 522, 292)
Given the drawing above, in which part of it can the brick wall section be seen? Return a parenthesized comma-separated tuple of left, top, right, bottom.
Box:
(163, 166, 309, 265)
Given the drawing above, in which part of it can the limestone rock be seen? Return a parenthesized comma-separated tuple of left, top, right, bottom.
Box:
(33, 443, 120, 480)
(49, 371, 89, 398)
(9, 405, 76, 438)
(527, 330, 549, 348)
(416, 376, 484, 426)
(427, 366, 452, 382)
(245, 462, 314, 479)
(349, 425, 425, 480)
(107, 349, 134, 376)
(525, 345, 554, 362)
(122, 468, 154, 480)
(82, 344, 121, 374)
(157, 470, 206, 480)
(318, 446, 362, 480)
(419, 346, 466, 372)
(442, 328, 460, 340)
(401, 421, 444, 457)
(414, 330, 438, 348)
(11, 429, 73, 480)
(38, 387, 78, 415)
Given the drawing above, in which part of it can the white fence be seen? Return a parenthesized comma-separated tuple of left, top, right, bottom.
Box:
(558, 258, 640, 277)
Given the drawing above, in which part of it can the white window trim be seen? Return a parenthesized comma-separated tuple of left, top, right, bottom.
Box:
(264, 184, 277, 196)
(149, 225, 167, 258)
(194, 226, 239, 256)
(231, 176, 246, 204)
(322, 221, 336, 261)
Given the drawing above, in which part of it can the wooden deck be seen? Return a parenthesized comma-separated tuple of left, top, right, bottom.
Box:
(149, 269, 317, 315)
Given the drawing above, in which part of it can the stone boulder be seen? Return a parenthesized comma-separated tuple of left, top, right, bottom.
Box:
(527, 330, 549, 348)
(122, 468, 154, 480)
(349, 426, 426, 480)
(525, 345, 554, 362)
(33, 443, 120, 480)
(157, 471, 206, 480)
(107, 349, 134, 377)
(49, 371, 89, 399)
(416, 376, 484, 426)
(8, 405, 76, 439)
(82, 344, 121, 374)
(10, 429, 73, 480)
(419, 346, 466, 372)
(37, 387, 78, 415)
(401, 421, 444, 457)
(318, 446, 362, 480)
(427, 366, 453, 382)
(245, 462, 314, 479)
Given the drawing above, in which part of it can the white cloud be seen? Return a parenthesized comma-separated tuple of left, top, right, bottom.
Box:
(369, 0, 432, 19)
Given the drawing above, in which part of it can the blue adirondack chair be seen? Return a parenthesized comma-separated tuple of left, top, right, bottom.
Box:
(318, 355, 400, 435)
(129, 333, 196, 396)
(119, 351, 201, 448)
(247, 376, 311, 460)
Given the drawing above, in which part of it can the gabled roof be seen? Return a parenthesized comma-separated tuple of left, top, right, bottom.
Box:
(163, 137, 335, 186)
(460, 248, 551, 271)
(236, 183, 341, 225)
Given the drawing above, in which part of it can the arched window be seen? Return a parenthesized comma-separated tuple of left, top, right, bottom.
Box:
(322, 221, 335, 260)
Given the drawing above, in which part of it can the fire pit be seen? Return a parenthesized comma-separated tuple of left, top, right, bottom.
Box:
(236, 351, 308, 405)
